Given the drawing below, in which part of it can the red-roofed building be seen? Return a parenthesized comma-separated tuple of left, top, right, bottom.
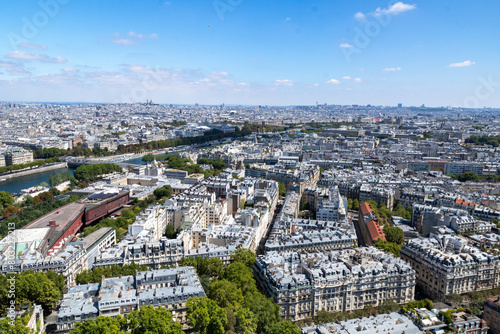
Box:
(360, 202, 372, 216)
(366, 220, 386, 243)
(358, 202, 383, 246)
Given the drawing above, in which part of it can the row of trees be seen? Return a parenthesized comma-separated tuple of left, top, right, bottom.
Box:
(448, 171, 499, 182)
(76, 263, 150, 285)
(73, 163, 122, 181)
(364, 200, 412, 223)
(33, 123, 287, 162)
(465, 134, 500, 147)
(48, 170, 75, 187)
(0, 157, 61, 175)
(313, 298, 434, 328)
(0, 186, 68, 219)
(179, 249, 301, 334)
(143, 154, 226, 178)
(0, 271, 65, 317)
(33, 147, 67, 159)
(197, 158, 227, 170)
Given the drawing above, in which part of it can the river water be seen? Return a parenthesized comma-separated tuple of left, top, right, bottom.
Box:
(0, 151, 169, 194)
(0, 168, 75, 194)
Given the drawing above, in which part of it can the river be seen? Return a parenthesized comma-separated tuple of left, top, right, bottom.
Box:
(0, 168, 75, 194)
(1, 150, 175, 194)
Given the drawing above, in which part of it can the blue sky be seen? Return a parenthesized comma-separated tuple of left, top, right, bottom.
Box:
(0, 0, 499, 107)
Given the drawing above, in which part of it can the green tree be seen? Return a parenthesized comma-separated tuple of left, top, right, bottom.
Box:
(0, 316, 35, 334)
(164, 225, 180, 239)
(378, 299, 401, 313)
(242, 292, 281, 334)
(122, 305, 183, 334)
(384, 225, 405, 245)
(23, 195, 34, 207)
(0, 191, 14, 208)
(352, 199, 359, 211)
(458, 172, 479, 182)
(347, 198, 353, 210)
(278, 182, 287, 197)
(235, 307, 258, 334)
(230, 248, 257, 269)
(374, 239, 401, 257)
(208, 279, 244, 309)
(70, 316, 123, 334)
(141, 154, 155, 163)
(224, 262, 256, 295)
(186, 297, 227, 334)
(153, 185, 173, 200)
(267, 321, 301, 334)
(14, 272, 63, 311)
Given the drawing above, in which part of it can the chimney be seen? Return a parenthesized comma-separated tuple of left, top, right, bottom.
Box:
(48, 220, 58, 227)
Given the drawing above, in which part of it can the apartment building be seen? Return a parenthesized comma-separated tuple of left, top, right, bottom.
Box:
(484, 296, 500, 334)
(255, 247, 415, 321)
(4, 149, 34, 165)
(400, 235, 500, 298)
(56, 267, 205, 333)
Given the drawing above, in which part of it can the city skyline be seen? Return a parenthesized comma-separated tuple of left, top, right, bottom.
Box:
(1, 0, 499, 107)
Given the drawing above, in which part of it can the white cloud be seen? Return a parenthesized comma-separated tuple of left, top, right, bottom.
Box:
(62, 67, 78, 72)
(41, 56, 67, 64)
(313, 83, 319, 87)
(286, 17, 291, 21)
(18, 43, 47, 50)
(113, 32, 158, 46)
(341, 76, 362, 83)
(113, 38, 138, 46)
(0, 61, 31, 76)
(448, 60, 476, 68)
(275, 79, 294, 86)
(208, 71, 229, 79)
(383, 67, 402, 71)
(7, 51, 46, 60)
(339, 43, 353, 48)
(374, 2, 416, 16)
(6, 51, 66, 63)
(326, 78, 340, 85)
(354, 12, 366, 21)
(356, 2, 415, 20)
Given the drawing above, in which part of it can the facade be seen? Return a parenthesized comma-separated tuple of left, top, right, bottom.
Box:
(359, 184, 395, 210)
(484, 296, 500, 334)
(4, 150, 34, 166)
(56, 267, 205, 333)
(315, 187, 348, 222)
(400, 235, 500, 298)
(451, 311, 488, 334)
(412, 204, 493, 235)
(255, 247, 415, 321)
(265, 218, 357, 252)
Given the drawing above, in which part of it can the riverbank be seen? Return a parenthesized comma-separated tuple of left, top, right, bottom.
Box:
(0, 162, 68, 181)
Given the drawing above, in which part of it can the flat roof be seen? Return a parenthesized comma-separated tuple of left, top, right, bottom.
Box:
(23, 202, 86, 232)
